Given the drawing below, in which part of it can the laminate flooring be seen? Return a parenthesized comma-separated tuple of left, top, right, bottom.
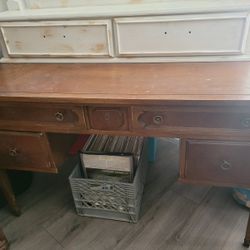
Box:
(0, 138, 248, 250)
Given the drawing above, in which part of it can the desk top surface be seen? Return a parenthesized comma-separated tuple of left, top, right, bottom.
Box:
(1, 62, 250, 105)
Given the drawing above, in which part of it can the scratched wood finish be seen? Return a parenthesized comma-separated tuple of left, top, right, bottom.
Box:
(1, 63, 250, 103)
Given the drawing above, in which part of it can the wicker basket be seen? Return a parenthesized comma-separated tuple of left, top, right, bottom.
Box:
(69, 141, 148, 223)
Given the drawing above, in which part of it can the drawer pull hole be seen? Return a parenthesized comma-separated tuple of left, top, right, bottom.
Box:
(188, 31, 192, 34)
(153, 115, 164, 125)
(164, 32, 167, 35)
(220, 160, 232, 171)
(104, 113, 110, 121)
(241, 117, 250, 128)
(9, 148, 18, 157)
(55, 112, 64, 122)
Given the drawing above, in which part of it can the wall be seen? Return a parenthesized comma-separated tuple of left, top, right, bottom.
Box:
(0, 0, 7, 11)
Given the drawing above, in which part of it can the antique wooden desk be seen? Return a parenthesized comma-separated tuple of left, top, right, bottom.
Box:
(1, 62, 250, 246)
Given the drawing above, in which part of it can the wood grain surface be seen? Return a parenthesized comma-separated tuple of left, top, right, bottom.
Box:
(1, 62, 250, 104)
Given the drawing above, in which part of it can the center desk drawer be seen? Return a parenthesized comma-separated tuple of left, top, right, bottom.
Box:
(0, 131, 56, 173)
(180, 140, 250, 187)
(88, 106, 128, 131)
(0, 104, 86, 132)
(132, 106, 250, 131)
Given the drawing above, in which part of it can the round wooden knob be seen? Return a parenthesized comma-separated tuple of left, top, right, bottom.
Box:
(55, 112, 64, 122)
(153, 115, 164, 125)
(220, 160, 232, 171)
(9, 148, 17, 157)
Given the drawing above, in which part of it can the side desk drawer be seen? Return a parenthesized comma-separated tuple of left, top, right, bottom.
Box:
(88, 107, 128, 131)
(132, 106, 250, 131)
(0, 131, 57, 173)
(180, 139, 250, 187)
(115, 13, 248, 57)
(0, 104, 86, 132)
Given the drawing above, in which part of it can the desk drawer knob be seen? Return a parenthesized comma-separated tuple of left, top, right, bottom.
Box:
(153, 115, 164, 125)
(220, 160, 232, 171)
(241, 117, 250, 128)
(9, 148, 18, 157)
(55, 112, 64, 122)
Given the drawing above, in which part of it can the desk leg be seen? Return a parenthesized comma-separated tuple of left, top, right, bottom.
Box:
(0, 228, 8, 250)
(0, 170, 21, 216)
(244, 212, 250, 247)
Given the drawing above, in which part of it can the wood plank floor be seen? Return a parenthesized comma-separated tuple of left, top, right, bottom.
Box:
(0, 138, 249, 250)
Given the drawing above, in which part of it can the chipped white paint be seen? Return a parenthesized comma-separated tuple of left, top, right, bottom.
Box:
(1, 0, 250, 63)
(115, 13, 249, 57)
(0, 20, 113, 58)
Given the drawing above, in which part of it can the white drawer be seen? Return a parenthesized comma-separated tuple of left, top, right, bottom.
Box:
(0, 20, 113, 58)
(114, 13, 249, 57)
